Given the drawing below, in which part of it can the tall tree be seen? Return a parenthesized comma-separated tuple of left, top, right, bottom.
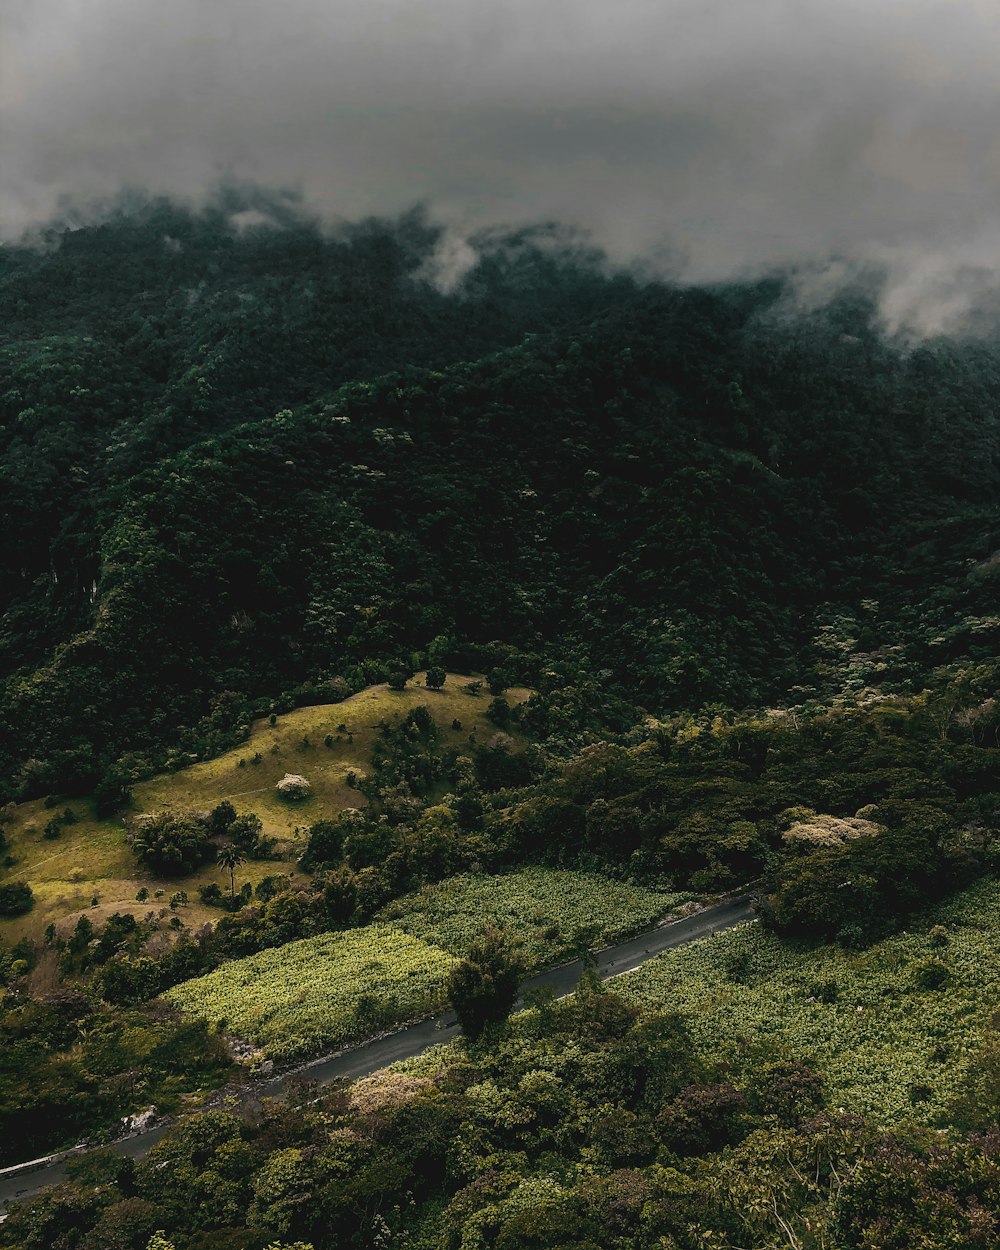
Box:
(447, 926, 524, 1041)
(216, 845, 246, 899)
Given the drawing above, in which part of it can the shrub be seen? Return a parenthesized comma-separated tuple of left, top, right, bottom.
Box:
(486, 696, 511, 727)
(658, 1082, 749, 1155)
(275, 774, 312, 802)
(748, 1059, 825, 1126)
(387, 664, 414, 691)
(0, 880, 33, 916)
(300, 818, 345, 871)
(447, 926, 525, 1041)
(128, 812, 214, 875)
(914, 957, 951, 990)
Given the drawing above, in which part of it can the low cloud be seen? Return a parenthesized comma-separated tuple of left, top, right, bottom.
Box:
(4, 0, 1000, 330)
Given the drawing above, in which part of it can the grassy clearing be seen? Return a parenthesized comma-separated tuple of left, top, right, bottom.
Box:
(382, 868, 694, 967)
(0, 675, 527, 943)
(137, 676, 528, 843)
(165, 924, 457, 1061)
(0, 800, 285, 943)
(615, 878, 1000, 1125)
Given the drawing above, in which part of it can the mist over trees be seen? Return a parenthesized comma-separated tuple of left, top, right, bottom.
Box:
(2, 201, 1000, 805)
(0, 199, 1000, 1250)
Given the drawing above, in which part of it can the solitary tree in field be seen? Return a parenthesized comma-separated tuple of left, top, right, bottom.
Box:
(447, 926, 524, 1041)
(217, 845, 246, 899)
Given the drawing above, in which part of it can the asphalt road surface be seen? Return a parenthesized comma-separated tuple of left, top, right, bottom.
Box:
(0, 894, 756, 1211)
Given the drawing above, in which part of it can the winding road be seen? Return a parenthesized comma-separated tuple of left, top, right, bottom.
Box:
(0, 894, 755, 1211)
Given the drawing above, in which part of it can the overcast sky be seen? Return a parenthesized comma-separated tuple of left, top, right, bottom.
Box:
(4, 0, 1000, 329)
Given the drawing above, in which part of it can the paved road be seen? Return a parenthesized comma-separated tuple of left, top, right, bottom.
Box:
(0, 894, 755, 1211)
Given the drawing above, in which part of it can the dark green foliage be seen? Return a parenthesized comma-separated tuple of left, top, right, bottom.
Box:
(832, 1130, 1000, 1249)
(94, 912, 139, 963)
(486, 696, 512, 727)
(0, 880, 33, 916)
(229, 812, 266, 857)
(4, 202, 1000, 1250)
(17, 989, 997, 1250)
(208, 800, 237, 837)
(913, 956, 951, 990)
(299, 819, 345, 872)
(3, 208, 1000, 808)
(425, 665, 447, 689)
(747, 1058, 826, 1126)
(42, 808, 76, 840)
(93, 768, 134, 818)
(0, 991, 229, 1166)
(387, 664, 414, 691)
(767, 801, 954, 943)
(447, 926, 525, 1040)
(98, 955, 162, 1006)
(657, 1081, 749, 1155)
(127, 812, 215, 875)
(950, 1012, 1000, 1133)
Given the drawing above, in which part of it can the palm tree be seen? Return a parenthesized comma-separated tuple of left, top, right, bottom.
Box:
(217, 844, 246, 899)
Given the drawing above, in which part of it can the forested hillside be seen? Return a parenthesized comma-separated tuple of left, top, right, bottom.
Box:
(2, 201, 1000, 1250)
(2, 200, 1000, 806)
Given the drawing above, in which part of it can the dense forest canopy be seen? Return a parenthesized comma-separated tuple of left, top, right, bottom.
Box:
(1, 198, 1000, 804)
(2, 198, 1000, 1250)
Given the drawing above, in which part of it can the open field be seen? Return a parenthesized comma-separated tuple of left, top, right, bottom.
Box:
(165, 923, 457, 1061)
(382, 868, 695, 966)
(616, 878, 1000, 1124)
(138, 676, 529, 841)
(0, 675, 527, 942)
(165, 868, 699, 1059)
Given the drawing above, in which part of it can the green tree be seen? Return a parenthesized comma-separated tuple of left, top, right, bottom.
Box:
(0, 880, 33, 916)
(208, 800, 237, 837)
(447, 926, 524, 1041)
(387, 663, 415, 691)
(128, 813, 214, 876)
(217, 845, 246, 899)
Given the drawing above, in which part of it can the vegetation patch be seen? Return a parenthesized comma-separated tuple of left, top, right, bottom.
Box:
(165, 923, 457, 1061)
(382, 868, 692, 967)
(616, 877, 1000, 1124)
(136, 676, 529, 842)
(0, 676, 526, 943)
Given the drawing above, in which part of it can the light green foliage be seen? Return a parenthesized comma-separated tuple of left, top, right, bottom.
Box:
(617, 878, 1000, 1123)
(381, 868, 691, 966)
(147, 1233, 313, 1250)
(166, 924, 456, 1060)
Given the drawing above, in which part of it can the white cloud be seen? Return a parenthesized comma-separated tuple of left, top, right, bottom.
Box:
(4, 0, 1000, 328)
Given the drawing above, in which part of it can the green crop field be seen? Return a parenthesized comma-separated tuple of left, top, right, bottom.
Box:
(0, 674, 527, 942)
(166, 868, 693, 1062)
(382, 868, 693, 967)
(616, 878, 1000, 1125)
(165, 923, 457, 1061)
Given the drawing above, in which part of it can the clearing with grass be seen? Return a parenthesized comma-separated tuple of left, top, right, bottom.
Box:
(0, 675, 528, 942)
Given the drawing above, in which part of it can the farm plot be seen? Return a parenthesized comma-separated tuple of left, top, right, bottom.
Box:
(616, 877, 1000, 1125)
(165, 924, 456, 1061)
(381, 868, 692, 967)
